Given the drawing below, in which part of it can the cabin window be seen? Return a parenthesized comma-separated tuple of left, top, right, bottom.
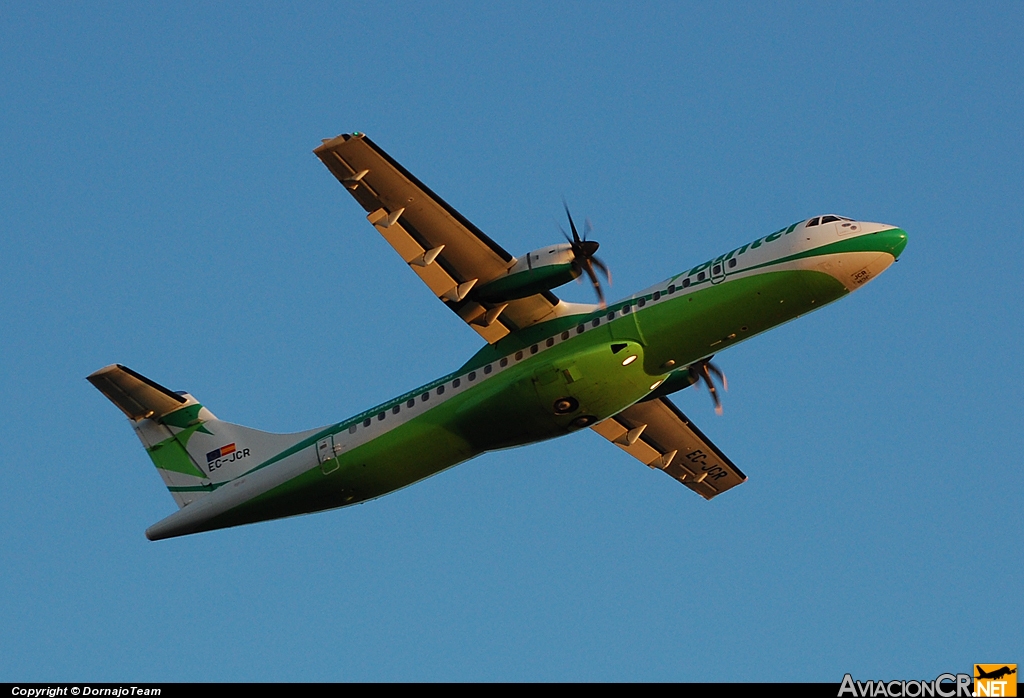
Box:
(392, 405, 400, 415)
(653, 291, 661, 301)
(697, 272, 706, 281)
(349, 424, 357, 434)
(682, 278, 691, 288)
(407, 399, 415, 408)
(546, 337, 555, 347)
(728, 258, 737, 268)
(623, 304, 631, 313)
(484, 364, 492, 374)
(638, 298, 646, 307)
(421, 392, 429, 402)
(713, 265, 721, 275)
(577, 325, 585, 334)
(668, 285, 675, 294)
(592, 318, 600, 328)
(468, 371, 476, 381)
(437, 385, 445, 395)
(453, 378, 460, 388)
(531, 344, 539, 354)
(515, 351, 523, 360)
(807, 217, 820, 227)
(561, 330, 570, 340)
(363, 418, 371, 427)
(377, 412, 385, 421)
(500, 357, 508, 367)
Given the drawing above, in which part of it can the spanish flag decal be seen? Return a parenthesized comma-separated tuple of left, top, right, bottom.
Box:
(206, 443, 236, 463)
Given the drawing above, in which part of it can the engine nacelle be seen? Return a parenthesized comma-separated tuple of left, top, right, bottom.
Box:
(476, 244, 580, 302)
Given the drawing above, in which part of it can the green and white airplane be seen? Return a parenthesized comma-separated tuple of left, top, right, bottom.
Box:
(89, 133, 908, 540)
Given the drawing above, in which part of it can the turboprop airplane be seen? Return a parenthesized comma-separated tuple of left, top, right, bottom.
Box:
(88, 133, 908, 540)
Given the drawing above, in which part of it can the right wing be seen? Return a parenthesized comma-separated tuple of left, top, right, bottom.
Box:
(314, 133, 567, 343)
(591, 397, 747, 500)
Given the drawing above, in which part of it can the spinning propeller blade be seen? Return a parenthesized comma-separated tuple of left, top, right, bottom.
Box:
(690, 358, 729, 415)
(561, 201, 611, 307)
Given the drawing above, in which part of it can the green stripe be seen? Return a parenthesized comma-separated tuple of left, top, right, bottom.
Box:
(165, 232, 905, 496)
(672, 229, 906, 292)
(742, 229, 906, 275)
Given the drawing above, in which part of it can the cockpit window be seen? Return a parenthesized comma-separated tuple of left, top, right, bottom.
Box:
(807, 217, 820, 227)
(821, 215, 840, 224)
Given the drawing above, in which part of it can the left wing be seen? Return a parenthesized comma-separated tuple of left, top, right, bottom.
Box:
(314, 133, 565, 343)
(591, 397, 747, 500)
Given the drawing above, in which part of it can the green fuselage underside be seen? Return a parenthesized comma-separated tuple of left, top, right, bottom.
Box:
(202, 267, 848, 533)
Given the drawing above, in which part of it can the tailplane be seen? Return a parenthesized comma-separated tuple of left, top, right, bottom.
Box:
(89, 364, 312, 509)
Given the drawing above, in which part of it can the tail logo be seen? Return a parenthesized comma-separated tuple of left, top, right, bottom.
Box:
(205, 443, 251, 472)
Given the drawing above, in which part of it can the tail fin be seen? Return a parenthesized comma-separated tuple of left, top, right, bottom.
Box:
(89, 364, 313, 509)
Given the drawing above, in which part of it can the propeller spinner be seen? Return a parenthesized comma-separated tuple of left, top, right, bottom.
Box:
(561, 201, 611, 307)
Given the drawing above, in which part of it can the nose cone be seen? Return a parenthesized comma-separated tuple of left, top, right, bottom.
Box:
(883, 227, 909, 259)
(850, 225, 908, 259)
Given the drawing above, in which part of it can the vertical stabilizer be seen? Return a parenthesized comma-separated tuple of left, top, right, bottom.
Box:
(89, 364, 315, 509)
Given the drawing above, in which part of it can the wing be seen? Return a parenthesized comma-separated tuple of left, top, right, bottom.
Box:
(591, 397, 747, 500)
(314, 133, 564, 343)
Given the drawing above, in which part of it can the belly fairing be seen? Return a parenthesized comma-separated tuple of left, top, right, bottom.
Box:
(450, 338, 655, 450)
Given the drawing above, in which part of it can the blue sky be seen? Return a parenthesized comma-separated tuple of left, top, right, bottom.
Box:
(1, 2, 1020, 681)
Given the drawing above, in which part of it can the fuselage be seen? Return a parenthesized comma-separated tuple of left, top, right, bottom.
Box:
(145, 216, 907, 539)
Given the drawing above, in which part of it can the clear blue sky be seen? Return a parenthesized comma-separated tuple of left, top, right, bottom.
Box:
(1, 2, 1020, 681)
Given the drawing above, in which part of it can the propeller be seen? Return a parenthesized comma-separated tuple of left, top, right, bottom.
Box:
(561, 201, 611, 307)
(689, 358, 728, 415)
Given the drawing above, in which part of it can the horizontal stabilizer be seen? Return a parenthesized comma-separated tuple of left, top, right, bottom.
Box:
(87, 364, 187, 422)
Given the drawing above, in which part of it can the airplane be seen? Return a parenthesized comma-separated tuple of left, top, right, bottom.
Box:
(976, 666, 1016, 681)
(88, 132, 908, 541)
